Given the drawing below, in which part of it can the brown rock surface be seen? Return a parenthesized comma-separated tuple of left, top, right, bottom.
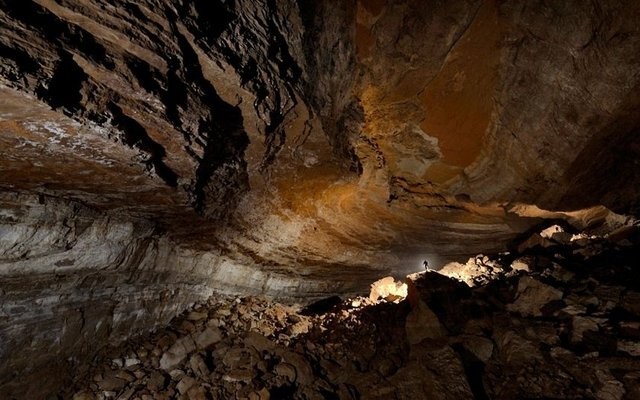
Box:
(1, 0, 639, 398)
(64, 224, 640, 399)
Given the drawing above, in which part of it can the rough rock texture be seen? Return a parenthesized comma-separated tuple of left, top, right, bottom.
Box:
(1, 0, 640, 397)
(68, 223, 640, 400)
(0, 192, 361, 397)
(2, 0, 638, 272)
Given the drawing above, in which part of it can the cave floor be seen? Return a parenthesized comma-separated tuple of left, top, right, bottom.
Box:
(67, 224, 640, 400)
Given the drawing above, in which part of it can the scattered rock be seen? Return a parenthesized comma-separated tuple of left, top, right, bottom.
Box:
(68, 221, 639, 400)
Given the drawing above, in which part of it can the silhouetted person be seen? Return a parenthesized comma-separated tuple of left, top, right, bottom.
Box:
(423, 260, 430, 271)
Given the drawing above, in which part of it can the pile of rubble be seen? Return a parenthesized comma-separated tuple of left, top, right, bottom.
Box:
(69, 221, 639, 399)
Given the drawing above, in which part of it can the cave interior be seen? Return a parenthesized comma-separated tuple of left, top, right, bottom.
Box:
(0, 0, 639, 399)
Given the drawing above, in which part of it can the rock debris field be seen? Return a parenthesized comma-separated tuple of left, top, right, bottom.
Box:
(68, 222, 640, 400)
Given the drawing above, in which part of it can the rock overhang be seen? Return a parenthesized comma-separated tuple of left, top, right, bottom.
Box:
(0, 0, 639, 284)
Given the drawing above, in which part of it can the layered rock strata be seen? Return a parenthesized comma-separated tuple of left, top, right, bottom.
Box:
(67, 222, 640, 400)
(1, 0, 639, 397)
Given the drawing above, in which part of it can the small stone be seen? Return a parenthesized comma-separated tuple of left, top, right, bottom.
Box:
(550, 265, 574, 282)
(72, 392, 95, 400)
(133, 369, 146, 380)
(274, 362, 297, 383)
(571, 316, 605, 343)
(147, 370, 166, 390)
(111, 358, 124, 368)
(186, 385, 207, 400)
(216, 308, 232, 317)
(124, 358, 140, 368)
(160, 336, 196, 370)
(617, 340, 640, 357)
(511, 259, 530, 272)
(222, 368, 255, 383)
(248, 388, 270, 400)
(136, 347, 149, 359)
(186, 311, 208, 321)
(116, 387, 135, 400)
(288, 320, 311, 337)
(189, 354, 209, 378)
(244, 332, 277, 353)
(178, 320, 196, 334)
(207, 318, 222, 327)
(168, 369, 186, 381)
(595, 369, 625, 400)
(275, 350, 314, 385)
(115, 370, 135, 383)
(620, 321, 640, 339)
(622, 291, 640, 317)
(96, 376, 127, 392)
(176, 376, 196, 395)
(195, 327, 223, 350)
(374, 358, 397, 377)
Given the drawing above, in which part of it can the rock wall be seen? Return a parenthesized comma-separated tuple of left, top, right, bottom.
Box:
(0, 192, 367, 396)
(1, 0, 639, 396)
(1, 0, 637, 272)
(0, 192, 207, 395)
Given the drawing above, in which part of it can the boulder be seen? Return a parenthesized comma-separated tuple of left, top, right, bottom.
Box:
(369, 277, 408, 303)
(507, 276, 563, 317)
(405, 300, 445, 345)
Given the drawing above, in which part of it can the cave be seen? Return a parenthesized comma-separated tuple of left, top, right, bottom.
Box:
(1, 0, 639, 399)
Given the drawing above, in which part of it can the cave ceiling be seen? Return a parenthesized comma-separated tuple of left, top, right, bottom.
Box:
(1, 0, 639, 278)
